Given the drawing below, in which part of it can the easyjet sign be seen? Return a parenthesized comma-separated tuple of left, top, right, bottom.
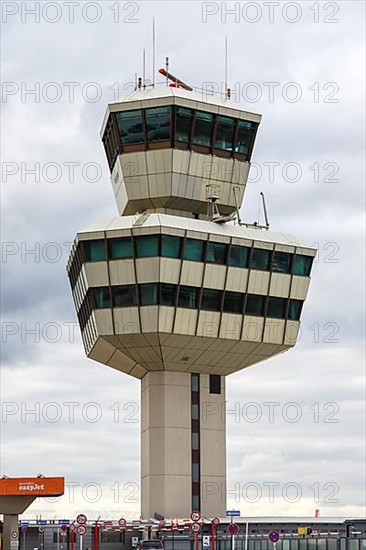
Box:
(0, 477, 64, 497)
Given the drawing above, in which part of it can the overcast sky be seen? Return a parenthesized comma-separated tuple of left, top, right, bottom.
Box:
(1, 0, 365, 521)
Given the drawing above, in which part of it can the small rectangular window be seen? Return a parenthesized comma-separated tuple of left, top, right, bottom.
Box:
(160, 283, 176, 307)
(293, 255, 313, 276)
(145, 106, 171, 142)
(223, 292, 243, 314)
(94, 287, 111, 308)
(192, 432, 199, 450)
(183, 238, 205, 262)
(192, 462, 200, 482)
(192, 495, 200, 510)
(161, 235, 181, 258)
(109, 238, 133, 259)
(214, 115, 235, 152)
(206, 242, 227, 264)
(112, 285, 137, 307)
(245, 294, 265, 316)
(116, 109, 144, 145)
(140, 283, 159, 306)
(82, 240, 106, 262)
(250, 248, 271, 270)
(191, 403, 199, 420)
(272, 251, 292, 273)
(267, 297, 286, 319)
(235, 120, 256, 154)
(201, 289, 222, 311)
(209, 374, 221, 394)
(288, 299, 303, 320)
(175, 107, 194, 143)
(135, 235, 159, 257)
(228, 245, 249, 268)
(178, 286, 200, 309)
(191, 373, 199, 392)
(193, 111, 214, 148)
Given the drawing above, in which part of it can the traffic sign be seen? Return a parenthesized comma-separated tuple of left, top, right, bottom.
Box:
(39, 527, 45, 533)
(190, 510, 202, 522)
(77, 514, 87, 525)
(77, 525, 87, 536)
(59, 520, 70, 525)
(21, 527, 28, 535)
(226, 510, 241, 517)
(70, 524, 76, 532)
(203, 536, 211, 547)
(61, 525, 68, 532)
(118, 518, 127, 527)
(37, 520, 47, 525)
(269, 531, 280, 543)
(228, 523, 240, 536)
(212, 518, 220, 525)
(191, 522, 201, 533)
(11, 531, 18, 540)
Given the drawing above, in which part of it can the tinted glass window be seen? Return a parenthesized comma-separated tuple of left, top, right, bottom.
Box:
(94, 287, 111, 308)
(293, 255, 313, 276)
(245, 294, 265, 316)
(193, 111, 214, 147)
(250, 248, 271, 270)
(112, 285, 137, 307)
(228, 245, 249, 268)
(160, 283, 176, 306)
(135, 235, 159, 257)
(224, 292, 243, 314)
(192, 432, 199, 450)
(145, 106, 171, 142)
(116, 110, 144, 144)
(214, 115, 235, 151)
(176, 107, 193, 142)
(140, 283, 159, 306)
(201, 289, 222, 311)
(267, 297, 286, 318)
(235, 120, 255, 154)
(161, 235, 181, 258)
(109, 238, 133, 259)
(288, 299, 303, 320)
(209, 374, 221, 394)
(192, 462, 200, 482)
(83, 240, 106, 261)
(273, 251, 292, 273)
(183, 238, 205, 262)
(191, 404, 199, 420)
(178, 286, 200, 309)
(207, 241, 227, 264)
(191, 373, 199, 392)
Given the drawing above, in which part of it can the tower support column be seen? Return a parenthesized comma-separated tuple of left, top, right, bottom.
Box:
(3, 514, 19, 550)
(141, 371, 226, 519)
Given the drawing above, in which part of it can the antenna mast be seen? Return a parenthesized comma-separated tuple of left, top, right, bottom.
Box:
(152, 19, 156, 87)
(143, 48, 146, 89)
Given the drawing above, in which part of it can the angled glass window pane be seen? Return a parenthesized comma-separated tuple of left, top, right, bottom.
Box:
(273, 251, 292, 273)
(192, 111, 214, 147)
(94, 287, 111, 309)
(176, 106, 193, 142)
(135, 235, 159, 257)
(288, 299, 303, 320)
(145, 106, 171, 142)
(228, 245, 249, 268)
(207, 241, 227, 264)
(140, 283, 159, 306)
(235, 120, 256, 154)
(109, 238, 133, 259)
(112, 285, 137, 307)
(224, 292, 243, 314)
(192, 432, 199, 450)
(293, 254, 313, 276)
(214, 115, 235, 151)
(178, 285, 200, 309)
(201, 289, 222, 311)
(83, 240, 106, 261)
(183, 238, 205, 262)
(161, 234, 181, 258)
(250, 248, 271, 270)
(267, 297, 286, 319)
(160, 283, 176, 306)
(116, 110, 144, 144)
(245, 294, 265, 316)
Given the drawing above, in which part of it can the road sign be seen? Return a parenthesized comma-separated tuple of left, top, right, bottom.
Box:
(212, 518, 220, 525)
(226, 510, 241, 517)
(190, 510, 202, 522)
(203, 536, 211, 547)
(132, 536, 139, 547)
(59, 520, 70, 525)
(61, 525, 68, 532)
(118, 518, 127, 527)
(77, 525, 87, 536)
(228, 524, 240, 536)
(21, 527, 28, 535)
(70, 525, 75, 532)
(269, 531, 280, 543)
(39, 527, 45, 533)
(11, 531, 18, 540)
(37, 520, 47, 525)
(77, 514, 87, 525)
(191, 522, 201, 533)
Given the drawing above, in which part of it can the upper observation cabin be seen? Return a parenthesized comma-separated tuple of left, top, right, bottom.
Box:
(100, 86, 262, 218)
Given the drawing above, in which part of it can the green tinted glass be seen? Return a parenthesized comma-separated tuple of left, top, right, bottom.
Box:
(223, 292, 243, 314)
(135, 235, 159, 257)
(161, 235, 181, 258)
(214, 115, 235, 151)
(267, 297, 286, 318)
(245, 294, 265, 316)
(109, 238, 133, 259)
(207, 242, 227, 264)
(288, 299, 303, 320)
(145, 106, 171, 142)
(116, 109, 144, 144)
(183, 239, 205, 261)
(228, 245, 249, 268)
(176, 107, 193, 142)
(273, 251, 292, 273)
(178, 286, 200, 309)
(94, 287, 111, 308)
(250, 248, 271, 270)
(83, 240, 106, 261)
(112, 285, 137, 307)
(140, 283, 159, 306)
(193, 111, 214, 147)
(201, 289, 222, 311)
(293, 255, 313, 276)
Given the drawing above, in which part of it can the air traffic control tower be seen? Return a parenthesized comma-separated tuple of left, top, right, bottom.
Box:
(67, 74, 316, 519)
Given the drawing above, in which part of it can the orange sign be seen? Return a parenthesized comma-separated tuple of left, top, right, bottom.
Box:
(0, 477, 64, 497)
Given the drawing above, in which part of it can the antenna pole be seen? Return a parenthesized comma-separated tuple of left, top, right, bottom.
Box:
(143, 48, 146, 89)
(225, 36, 228, 93)
(260, 192, 270, 228)
(165, 57, 169, 86)
(152, 19, 156, 87)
